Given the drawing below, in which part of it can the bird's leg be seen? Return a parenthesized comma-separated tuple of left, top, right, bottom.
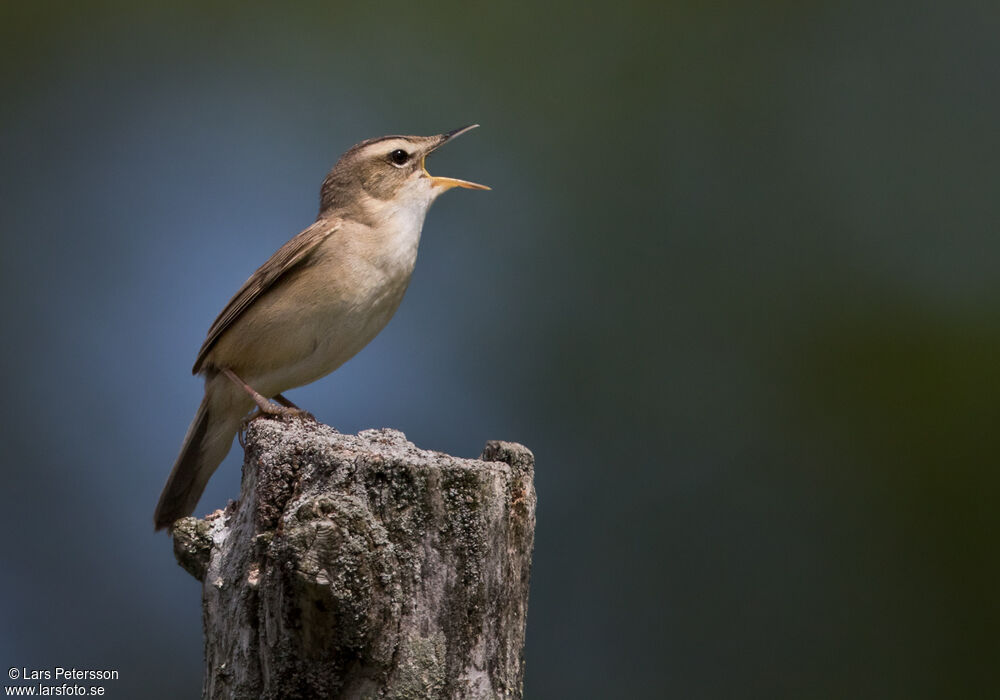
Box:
(222, 369, 316, 445)
(273, 393, 299, 409)
(221, 367, 295, 415)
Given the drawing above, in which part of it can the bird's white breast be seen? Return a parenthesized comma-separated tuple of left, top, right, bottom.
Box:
(371, 179, 436, 276)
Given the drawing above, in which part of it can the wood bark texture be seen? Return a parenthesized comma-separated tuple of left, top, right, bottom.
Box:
(171, 417, 536, 700)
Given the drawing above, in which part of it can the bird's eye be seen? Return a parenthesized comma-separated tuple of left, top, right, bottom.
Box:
(389, 149, 409, 166)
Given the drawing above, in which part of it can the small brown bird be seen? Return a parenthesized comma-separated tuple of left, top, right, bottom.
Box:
(154, 125, 488, 530)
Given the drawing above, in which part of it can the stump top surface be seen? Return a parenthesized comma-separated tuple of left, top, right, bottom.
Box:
(244, 418, 534, 476)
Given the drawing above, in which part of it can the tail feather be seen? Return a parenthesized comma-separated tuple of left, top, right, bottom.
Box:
(154, 382, 244, 530)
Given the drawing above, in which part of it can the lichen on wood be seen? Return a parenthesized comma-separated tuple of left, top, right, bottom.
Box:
(172, 417, 535, 700)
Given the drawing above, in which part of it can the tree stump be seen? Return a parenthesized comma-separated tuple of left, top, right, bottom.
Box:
(171, 417, 536, 700)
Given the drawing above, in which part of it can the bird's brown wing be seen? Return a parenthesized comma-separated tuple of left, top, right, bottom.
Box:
(192, 218, 340, 374)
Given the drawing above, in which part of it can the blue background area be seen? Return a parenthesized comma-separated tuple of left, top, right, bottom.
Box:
(2, 2, 999, 697)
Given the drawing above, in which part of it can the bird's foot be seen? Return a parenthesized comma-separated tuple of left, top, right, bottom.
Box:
(269, 393, 316, 422)
(238, 402, 316, 447)
(266, 404, 317, 423)
(238, 408, 263, 447)
(224, 370, 317, 446)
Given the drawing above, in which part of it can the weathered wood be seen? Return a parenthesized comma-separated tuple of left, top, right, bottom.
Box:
(172, 417, 535, 700)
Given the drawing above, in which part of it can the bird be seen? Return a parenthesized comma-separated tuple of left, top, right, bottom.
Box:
(154, 125, 488, 530)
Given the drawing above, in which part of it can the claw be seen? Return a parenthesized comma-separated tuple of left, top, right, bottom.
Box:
(238, 408, 265, 447)
(222, 369, 318, 448)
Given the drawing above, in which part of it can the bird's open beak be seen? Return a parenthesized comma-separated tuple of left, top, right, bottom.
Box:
(423, 124, 491, 191)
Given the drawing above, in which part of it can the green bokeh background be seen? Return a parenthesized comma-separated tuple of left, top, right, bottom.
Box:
(2, 1, 998, 697)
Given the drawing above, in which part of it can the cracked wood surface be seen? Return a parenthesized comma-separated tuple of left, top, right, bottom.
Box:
(172, 417, 535, 700)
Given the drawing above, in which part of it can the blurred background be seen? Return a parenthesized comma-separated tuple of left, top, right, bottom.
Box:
(2, 1, 998, 697)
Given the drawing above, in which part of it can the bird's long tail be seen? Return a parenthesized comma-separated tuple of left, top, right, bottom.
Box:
(154, 374, 247, 530)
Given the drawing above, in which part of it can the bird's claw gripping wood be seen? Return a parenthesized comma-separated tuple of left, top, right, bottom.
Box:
(237, 406, 318, 447)
(226, 372, 317, 446)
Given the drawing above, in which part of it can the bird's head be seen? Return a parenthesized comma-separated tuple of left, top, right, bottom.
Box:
(320, 124, 489, 217)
